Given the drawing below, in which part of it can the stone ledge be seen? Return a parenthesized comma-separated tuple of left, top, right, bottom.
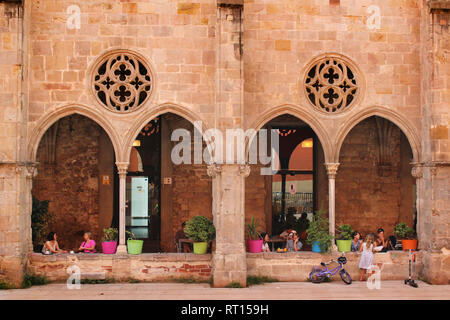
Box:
(29, 252, 212, 263)
(429, 1, 450, 10)
(247, 251, 416, 260)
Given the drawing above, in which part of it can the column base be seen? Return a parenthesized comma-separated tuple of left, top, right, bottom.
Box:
(116, 244, 128, 254)
(212, 252, 247, 288)
(331, 243, 339, 254)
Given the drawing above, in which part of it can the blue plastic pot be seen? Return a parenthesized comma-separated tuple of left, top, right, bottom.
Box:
(312, 241, 322, 253)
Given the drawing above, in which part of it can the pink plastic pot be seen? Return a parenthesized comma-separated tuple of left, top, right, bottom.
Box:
(248, 239, 263, 253)
(102, 241, 117, 254)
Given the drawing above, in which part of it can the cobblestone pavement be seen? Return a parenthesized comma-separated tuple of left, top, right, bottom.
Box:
(0, 281, 449, 300)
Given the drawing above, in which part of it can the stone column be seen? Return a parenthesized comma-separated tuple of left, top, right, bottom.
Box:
(411, 163, 423, 248)
(208, 164, 249, 288)
(116, 162, 129, 254)
(325, 163, 339, 237)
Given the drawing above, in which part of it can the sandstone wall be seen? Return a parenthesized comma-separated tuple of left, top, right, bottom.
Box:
(247, 251, 424, 282)
(243, 0, 422, 138)
(27, 251, 423, 284)
(27, 0, 217, 137)
(27, 253, 212, 282)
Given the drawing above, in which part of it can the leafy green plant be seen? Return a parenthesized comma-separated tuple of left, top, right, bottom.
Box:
(225, 282, 244, 288)
(184, 216, 216, 242)
(102, 227, 118, 242)
(21, 274, 50, 288)
(246, 275, 278, 286)
(337, 224, 354, 240)
(31, 197, 55, 252)
(394, 222, 416, 240)
(80, 278, 115, 284)
(306, 209, 333, 253)
(126, 230, 136, 240)
(246, 216, 262, 240)
(0, 280, 14, 290)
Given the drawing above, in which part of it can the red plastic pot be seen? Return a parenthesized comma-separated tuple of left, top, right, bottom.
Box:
(102, 241, 117, 254)
(248, 239, 263, 253)
(402, 239, 418, 251)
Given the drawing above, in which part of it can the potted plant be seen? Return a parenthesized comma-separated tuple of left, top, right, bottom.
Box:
(184, 216, 215, 254)
(336, 224, 354, 252)
(126, 231, 143, 255)
(102, 227, 118, 254)
(306, 209, 333, 253)
(394, 222, 417, 250)
(246, 216, 263, 253)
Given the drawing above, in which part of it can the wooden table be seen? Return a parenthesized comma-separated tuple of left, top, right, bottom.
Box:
(178, 238, 194, 253)
(266, 237, 286, 251)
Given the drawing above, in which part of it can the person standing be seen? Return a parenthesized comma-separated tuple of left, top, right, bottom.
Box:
(359, 233, 376, 281)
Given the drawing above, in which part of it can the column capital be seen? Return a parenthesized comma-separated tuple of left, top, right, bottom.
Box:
(411, 163, 423, 179)
(14, 163, 38, 179)
(207, 163, 222, 178)
(115, 162, 129, 176)
(325, 163, 340, 179)
(238, 164, 250, 178)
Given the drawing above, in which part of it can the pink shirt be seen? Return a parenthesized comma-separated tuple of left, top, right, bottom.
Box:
(81, 240, 96, 253)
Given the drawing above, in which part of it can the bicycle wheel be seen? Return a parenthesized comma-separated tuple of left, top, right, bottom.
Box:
(309, 271, 325, 284)
(340, 269, 352, 285)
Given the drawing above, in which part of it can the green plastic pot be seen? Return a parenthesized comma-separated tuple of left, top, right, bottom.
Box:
(336, 239, 352, 252)
(127, 239, 143, 254)
(193, 242, 208, 254)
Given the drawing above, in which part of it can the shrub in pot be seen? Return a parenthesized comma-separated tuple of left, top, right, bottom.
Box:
(246, 216, 263, 253)
(102, 228, 118, 254)
(336, 224, 354, 252)
(126, 231, 143, 254)
(394, 222, 417, 250)
(184, 216, 216, 254)
(307, 209, 333, 253)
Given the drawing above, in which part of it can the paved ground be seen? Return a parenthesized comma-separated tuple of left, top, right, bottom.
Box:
(0, 281, 448, 300)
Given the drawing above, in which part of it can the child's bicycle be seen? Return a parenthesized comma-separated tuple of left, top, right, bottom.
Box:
(309, 256, 352, 285)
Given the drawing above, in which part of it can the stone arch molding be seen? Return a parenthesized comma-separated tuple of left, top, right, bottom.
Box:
(246, 104, 333, 163)
(123, 102, 211, 163)
(333, 106, 421, 163)
(28, 104, 122, 163)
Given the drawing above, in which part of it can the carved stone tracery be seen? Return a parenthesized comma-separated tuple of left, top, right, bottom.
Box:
(93, 51, 153, 113)
(304, 56, 359, 113)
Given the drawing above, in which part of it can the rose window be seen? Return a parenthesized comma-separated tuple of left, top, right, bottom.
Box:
(93, 52, 152, 112)
(304, 57, 359, 113)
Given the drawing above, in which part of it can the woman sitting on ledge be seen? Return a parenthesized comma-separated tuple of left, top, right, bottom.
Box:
(78, 232, 96, 253)
(42, 232, 67, 254)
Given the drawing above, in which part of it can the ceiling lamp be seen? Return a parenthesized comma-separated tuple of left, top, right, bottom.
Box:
(133, 140, 141, 147)
(301, 139, 313, 148)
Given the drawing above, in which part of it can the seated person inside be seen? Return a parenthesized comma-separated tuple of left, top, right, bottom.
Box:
(285, 232, 303, 252)
(261, 232, 271, 252)
(376, 227, 395, 252)
(78, 232, 96, 253)
(175, 222, 192, 253)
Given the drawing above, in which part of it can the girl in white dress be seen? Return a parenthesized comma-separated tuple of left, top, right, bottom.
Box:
(359, 233, 375, 281)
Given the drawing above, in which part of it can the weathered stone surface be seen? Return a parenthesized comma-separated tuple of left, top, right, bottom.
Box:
(27, 253, 212, 282)
(0, 0, 448, 286)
